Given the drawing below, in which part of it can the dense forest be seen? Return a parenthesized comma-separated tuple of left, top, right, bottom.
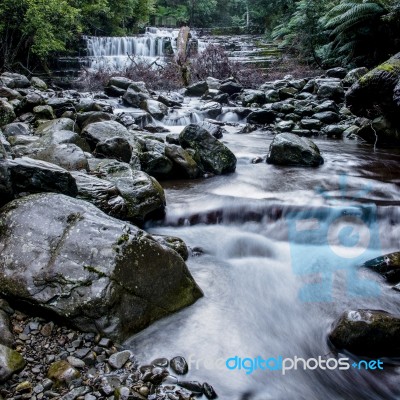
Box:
(1, 0, 399, 72)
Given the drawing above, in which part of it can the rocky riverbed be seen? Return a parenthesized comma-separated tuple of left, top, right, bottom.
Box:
(0, 52, 400, 399)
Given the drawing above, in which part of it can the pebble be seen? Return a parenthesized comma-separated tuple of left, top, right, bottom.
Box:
(67, 356, 86, 369)
(108, 350, 132, 369)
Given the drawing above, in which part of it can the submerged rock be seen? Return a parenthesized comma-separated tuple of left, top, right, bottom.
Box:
(170, 356, 188, 375)
(0, 193, 203, 342)
(267, 132, 324, 167)
(329, 309, 400, 356)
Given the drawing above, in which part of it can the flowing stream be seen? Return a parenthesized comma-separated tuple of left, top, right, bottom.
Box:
(124, 123, 400, 399)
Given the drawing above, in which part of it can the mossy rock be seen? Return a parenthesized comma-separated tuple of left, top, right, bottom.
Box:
(0, 344, 26, 382)
(346, 52, 400, 127)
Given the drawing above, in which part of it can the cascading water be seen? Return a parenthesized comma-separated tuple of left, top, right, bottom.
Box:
(84, 27, 180, 69)
(125, 130, 400, 399)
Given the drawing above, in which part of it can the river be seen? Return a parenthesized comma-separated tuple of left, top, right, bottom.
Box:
(122, 122, 400, 399)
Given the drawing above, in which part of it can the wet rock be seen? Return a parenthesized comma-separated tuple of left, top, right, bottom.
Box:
(31, 77, 48, 90)
(165, 144, 201, 179)
(186, 81, 208, 96)
(66, 356, 85, 369)
(33, 144, 89, 171)
(36, 118, 79, 136)
(267, 132, 324, 167)
(94, 137, 133, 163)
(105, 85, 126, 97)
(38, 129, 90, 152)
(0, 100, 16, 127)
(33, 105, 56, 120)
(196, 121, 224, 139)
(170, 356, 188, 375)
(299, 118, 322, 130)
(139, 150, 174, 178)
(265, 89, 280, 103)
(329, 309, 400, 356)
(357, 115, 400, 146)
(219, 81, 242, 95)
(19, 91, 45, 112)
(315, 78, 344, 102)
(5, 157, 78, 197)
(88, 159, 165, 223)
(241, 90, 266, 107)
(1, 72, 30, 89)
(0, 86, 22, 100)
(346, 53, 400, 125)
(77, 111, 115, 130)
(279, 87, 298, 100)
(200, 102, 222, 119)
(0, 344, 26, 382)
(81, 121, 131, 151)
(0, 193, 203, 341)
(326, 67, 347, 79)
(343, 67, 369, 87)
(109, 77, 137, 90)
(362, 251, 400, 283)
(179, 124, 236, 175)
(122, 86, 150, 108)
(47, 360, 80, 387)
(322, 125, 344, 138)
(275, 120, 295, 132)
(312, 111, 340, 124)
(152, 357, 169, 368)
(46, 99, 76, 118)
(60, 386, 90, 400)
(158, 94, 182, 107)
(313, 100, 339, 113)
(142, 99, 168, 120)
(108, 350, 132, 369)
(246, 109, 276, 125)
(152, 234, 189, 261)
(2, 122, 30, 137)
(203, 382, 218, 399)
(178, 381, 203, 393)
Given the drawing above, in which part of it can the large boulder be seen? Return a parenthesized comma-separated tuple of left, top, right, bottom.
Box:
(329, 310, 400, 357)
(0, 193, 203, 342)
(88, 159, 166, 224)
(267, 132, 324, 167)
(179, 124, 236, 175)
(241, 90, 266, 107)
(108, 77, 136, 90)
(346, 52, 400, 125)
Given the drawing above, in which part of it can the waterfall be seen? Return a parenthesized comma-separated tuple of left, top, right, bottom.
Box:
(84, 27, 180, 70)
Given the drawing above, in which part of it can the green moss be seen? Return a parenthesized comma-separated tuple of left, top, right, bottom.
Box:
(6, 347, 26, 371)
(116, 233, 129, 245)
